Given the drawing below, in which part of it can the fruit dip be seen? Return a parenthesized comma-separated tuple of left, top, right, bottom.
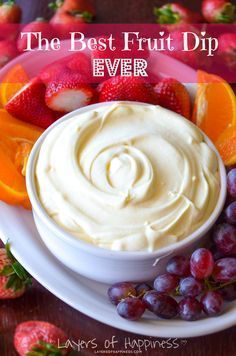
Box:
(35, 103, 220, 252)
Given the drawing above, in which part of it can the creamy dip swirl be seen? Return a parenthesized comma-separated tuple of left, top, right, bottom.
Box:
(36, 103, 220, 251)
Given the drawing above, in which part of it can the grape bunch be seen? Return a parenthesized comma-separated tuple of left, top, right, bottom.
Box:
(107, 168, 236, 322)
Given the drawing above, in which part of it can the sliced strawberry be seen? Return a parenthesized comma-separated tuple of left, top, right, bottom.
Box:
(14, 321, 69, 356)
(0, 243, 32, 300)
(45, 73, 96, 112)
(39, 53, 92, 84)
(91, 36, 149, 63)
(154, 78, 191, 119)
(5, 77, 60, 129)
(98, 76, 158, 104)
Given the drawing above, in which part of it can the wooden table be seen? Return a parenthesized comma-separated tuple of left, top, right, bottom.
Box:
(0, 1, 235, 355)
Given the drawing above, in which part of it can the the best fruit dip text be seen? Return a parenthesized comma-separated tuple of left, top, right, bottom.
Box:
(35, 103, 220, 251)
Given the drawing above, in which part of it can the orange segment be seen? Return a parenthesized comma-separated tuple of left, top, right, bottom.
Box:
(0, 64, 29, 107)
(0, 109, 43, 141)
(0, 109, 43, 209)
(192, 70, 236, 143)
(0, 139, 29, 206)
(216, 125, 236, 166)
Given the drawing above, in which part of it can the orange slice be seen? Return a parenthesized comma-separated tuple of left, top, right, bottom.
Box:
(0, 109, 43, 142)
(216, 125, 236, 166)
(0, 137, 29, 206)
(0, 64, 29, 107)
(192, 70, 236, 143)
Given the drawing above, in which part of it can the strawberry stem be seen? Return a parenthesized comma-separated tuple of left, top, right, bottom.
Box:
(69, 10, 93, 22)
(48, 0, 64, 12)
(1, 0, 16, 5)
(27, 340, 65, 356)
(217, 3, 236, 23)
(0, 242, 32, 292)
(154, 5, 181, 24)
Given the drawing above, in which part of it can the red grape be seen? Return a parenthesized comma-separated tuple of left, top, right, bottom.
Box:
(178, 297, 202, 321)
(108, 282, 136, 305)
(143, 291, 178, 319)
(154, 273, 179, 293)
(227, 169, 236, 198)
(213, 258, 236, 282)
(179, 277, 203, 297)
(117, 297, 145, 321)
(225, 202, 236, 225)
(166, 255, 190, 277)
(201, 291, 223, 316)
(190, 248, 214, 279)
(219, 282, 236, 301)
(213, 224, 236, 257)
(135, 283, 152, 297)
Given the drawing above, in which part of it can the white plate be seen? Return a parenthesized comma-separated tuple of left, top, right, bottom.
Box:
(0, 202, 235, 338)
(0, 42, 235, 338)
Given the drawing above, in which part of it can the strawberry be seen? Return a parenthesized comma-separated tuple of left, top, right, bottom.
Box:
(0, 39, 18, 68)
(91, 36, 150, 64)
(0, 243, 32, 299)
(154, 78, 191, 119)
(162, 25, 210, 69)
(154, 3, 197, 24)
(49, 0, 95, 19)
(14, 321, 69, 356)
(45, 72, 96, 112)
(218, 33, 236, 70)
(40, 52, 92, 84)
(17, 18, 57, 52)
(61, 0, 95, 17)
(50, 8, 89, 38)
(98, 76, 158, 104)
(6, 77, 61, 129)
(202, 0, 236, 23)
(49, 0, 94, 38)
(0, 0, 21, 23)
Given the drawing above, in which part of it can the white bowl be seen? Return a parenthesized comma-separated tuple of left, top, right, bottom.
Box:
(26, 102, 227, 284)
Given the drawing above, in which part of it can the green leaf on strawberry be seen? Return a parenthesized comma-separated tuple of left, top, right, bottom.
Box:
(217, 3, 236, 23)
(154, 5, 180, 24)
(0, 242, 32, 292)
(48, 0, 64, 11)
(27, 340, 65, 356)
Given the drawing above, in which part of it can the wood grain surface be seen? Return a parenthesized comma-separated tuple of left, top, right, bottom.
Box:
(0, 1, 235, 355)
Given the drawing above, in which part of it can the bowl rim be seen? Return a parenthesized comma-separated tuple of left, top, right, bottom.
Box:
(26, 101, 227, 260)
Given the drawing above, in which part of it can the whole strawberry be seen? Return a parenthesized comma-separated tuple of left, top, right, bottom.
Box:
(0, 243, 32, 299)
(14, 321, 69, 356)
(0, 0, 21, 23)
(49, 0, 94, 32)
(0, 39, 18, 67)
(154, 3, 198, 24)
(60, 0, 95, 17)
(17, 18, 57, 52)
(154, 78, 191, 119)
(98, 76, 158, 104)
(202, 0, 236, 23)
(218, 33, 236, 71)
